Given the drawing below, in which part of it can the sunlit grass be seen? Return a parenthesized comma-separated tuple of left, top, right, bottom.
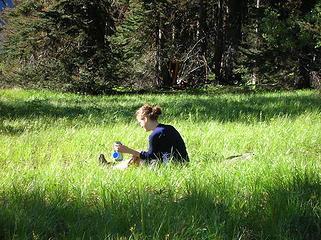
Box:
(0, 89, 320, 239)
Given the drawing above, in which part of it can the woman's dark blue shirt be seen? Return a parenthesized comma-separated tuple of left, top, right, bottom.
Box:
(139, 123, 188, 163)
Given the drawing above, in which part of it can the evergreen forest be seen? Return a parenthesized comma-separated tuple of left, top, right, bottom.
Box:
(0, 0, 320, 93)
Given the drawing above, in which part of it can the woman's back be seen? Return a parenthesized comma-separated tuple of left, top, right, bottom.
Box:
(140, 123, 189, 163)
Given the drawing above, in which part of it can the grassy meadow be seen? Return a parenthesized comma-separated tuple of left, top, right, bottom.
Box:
(0, 88, 320, 240)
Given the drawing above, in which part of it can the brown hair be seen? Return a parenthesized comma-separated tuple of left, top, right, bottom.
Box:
(135, 104, 162, 121)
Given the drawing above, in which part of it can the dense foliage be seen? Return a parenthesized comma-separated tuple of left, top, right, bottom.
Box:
(1, 0, 115, 94)
(241, 0, 321, 88)
(0, 0, 320, 93)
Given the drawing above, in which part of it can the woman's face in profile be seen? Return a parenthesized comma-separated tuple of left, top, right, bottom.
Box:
(137, 117, 148, 131)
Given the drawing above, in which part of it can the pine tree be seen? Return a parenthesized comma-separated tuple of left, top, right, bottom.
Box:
(239, 0, 320, 88)
(109, 0, 151, 88)
(1, 0, 116, 93)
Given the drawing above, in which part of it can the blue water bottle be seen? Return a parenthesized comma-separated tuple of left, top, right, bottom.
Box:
(112, 141, 123, 161)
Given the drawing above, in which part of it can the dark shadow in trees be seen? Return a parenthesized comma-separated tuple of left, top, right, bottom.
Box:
(0, 170, 320, 240)
(0, 92, 320, 135)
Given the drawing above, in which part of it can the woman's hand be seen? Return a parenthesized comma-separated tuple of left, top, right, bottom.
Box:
(115, 144, 130, 154)
(114, 143, 141, 157)
(128, 156, 140, 166)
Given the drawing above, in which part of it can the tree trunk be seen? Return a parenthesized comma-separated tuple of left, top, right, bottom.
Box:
(220, 0, 246, 85)
(213, 0, 224, 84)
(154, 2, 172, 88)
(294, 0, 317, 89)
(199, 0, 208, 55)
(250, 0, 260, 85)
(155, 2, 162, 87)
(296, 57, 311, 89)
(159, 25, 172, 88)
(198, 0, 209, 82)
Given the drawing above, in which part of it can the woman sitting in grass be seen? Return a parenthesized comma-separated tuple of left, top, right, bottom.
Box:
(101, 104, 189, 167)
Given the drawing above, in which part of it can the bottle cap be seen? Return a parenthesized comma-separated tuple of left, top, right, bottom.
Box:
(113, 152, 120, 159)
(112, 151, 123, 161)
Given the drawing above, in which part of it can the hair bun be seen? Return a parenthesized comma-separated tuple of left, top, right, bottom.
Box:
(152, 105, 162, 116)
(136, 104, 162, 121)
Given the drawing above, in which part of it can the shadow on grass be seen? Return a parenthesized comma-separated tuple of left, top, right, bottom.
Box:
(237, 169, 321, 240)
(0, 91, 320, 135)
(0, 171, 320, 240)
(0, 185, 228, 240)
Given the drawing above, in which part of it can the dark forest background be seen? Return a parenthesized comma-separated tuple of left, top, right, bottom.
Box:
(0, 0, 320, 94)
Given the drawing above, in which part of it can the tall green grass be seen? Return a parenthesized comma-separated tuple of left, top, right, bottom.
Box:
(0, 89, 320, 240)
